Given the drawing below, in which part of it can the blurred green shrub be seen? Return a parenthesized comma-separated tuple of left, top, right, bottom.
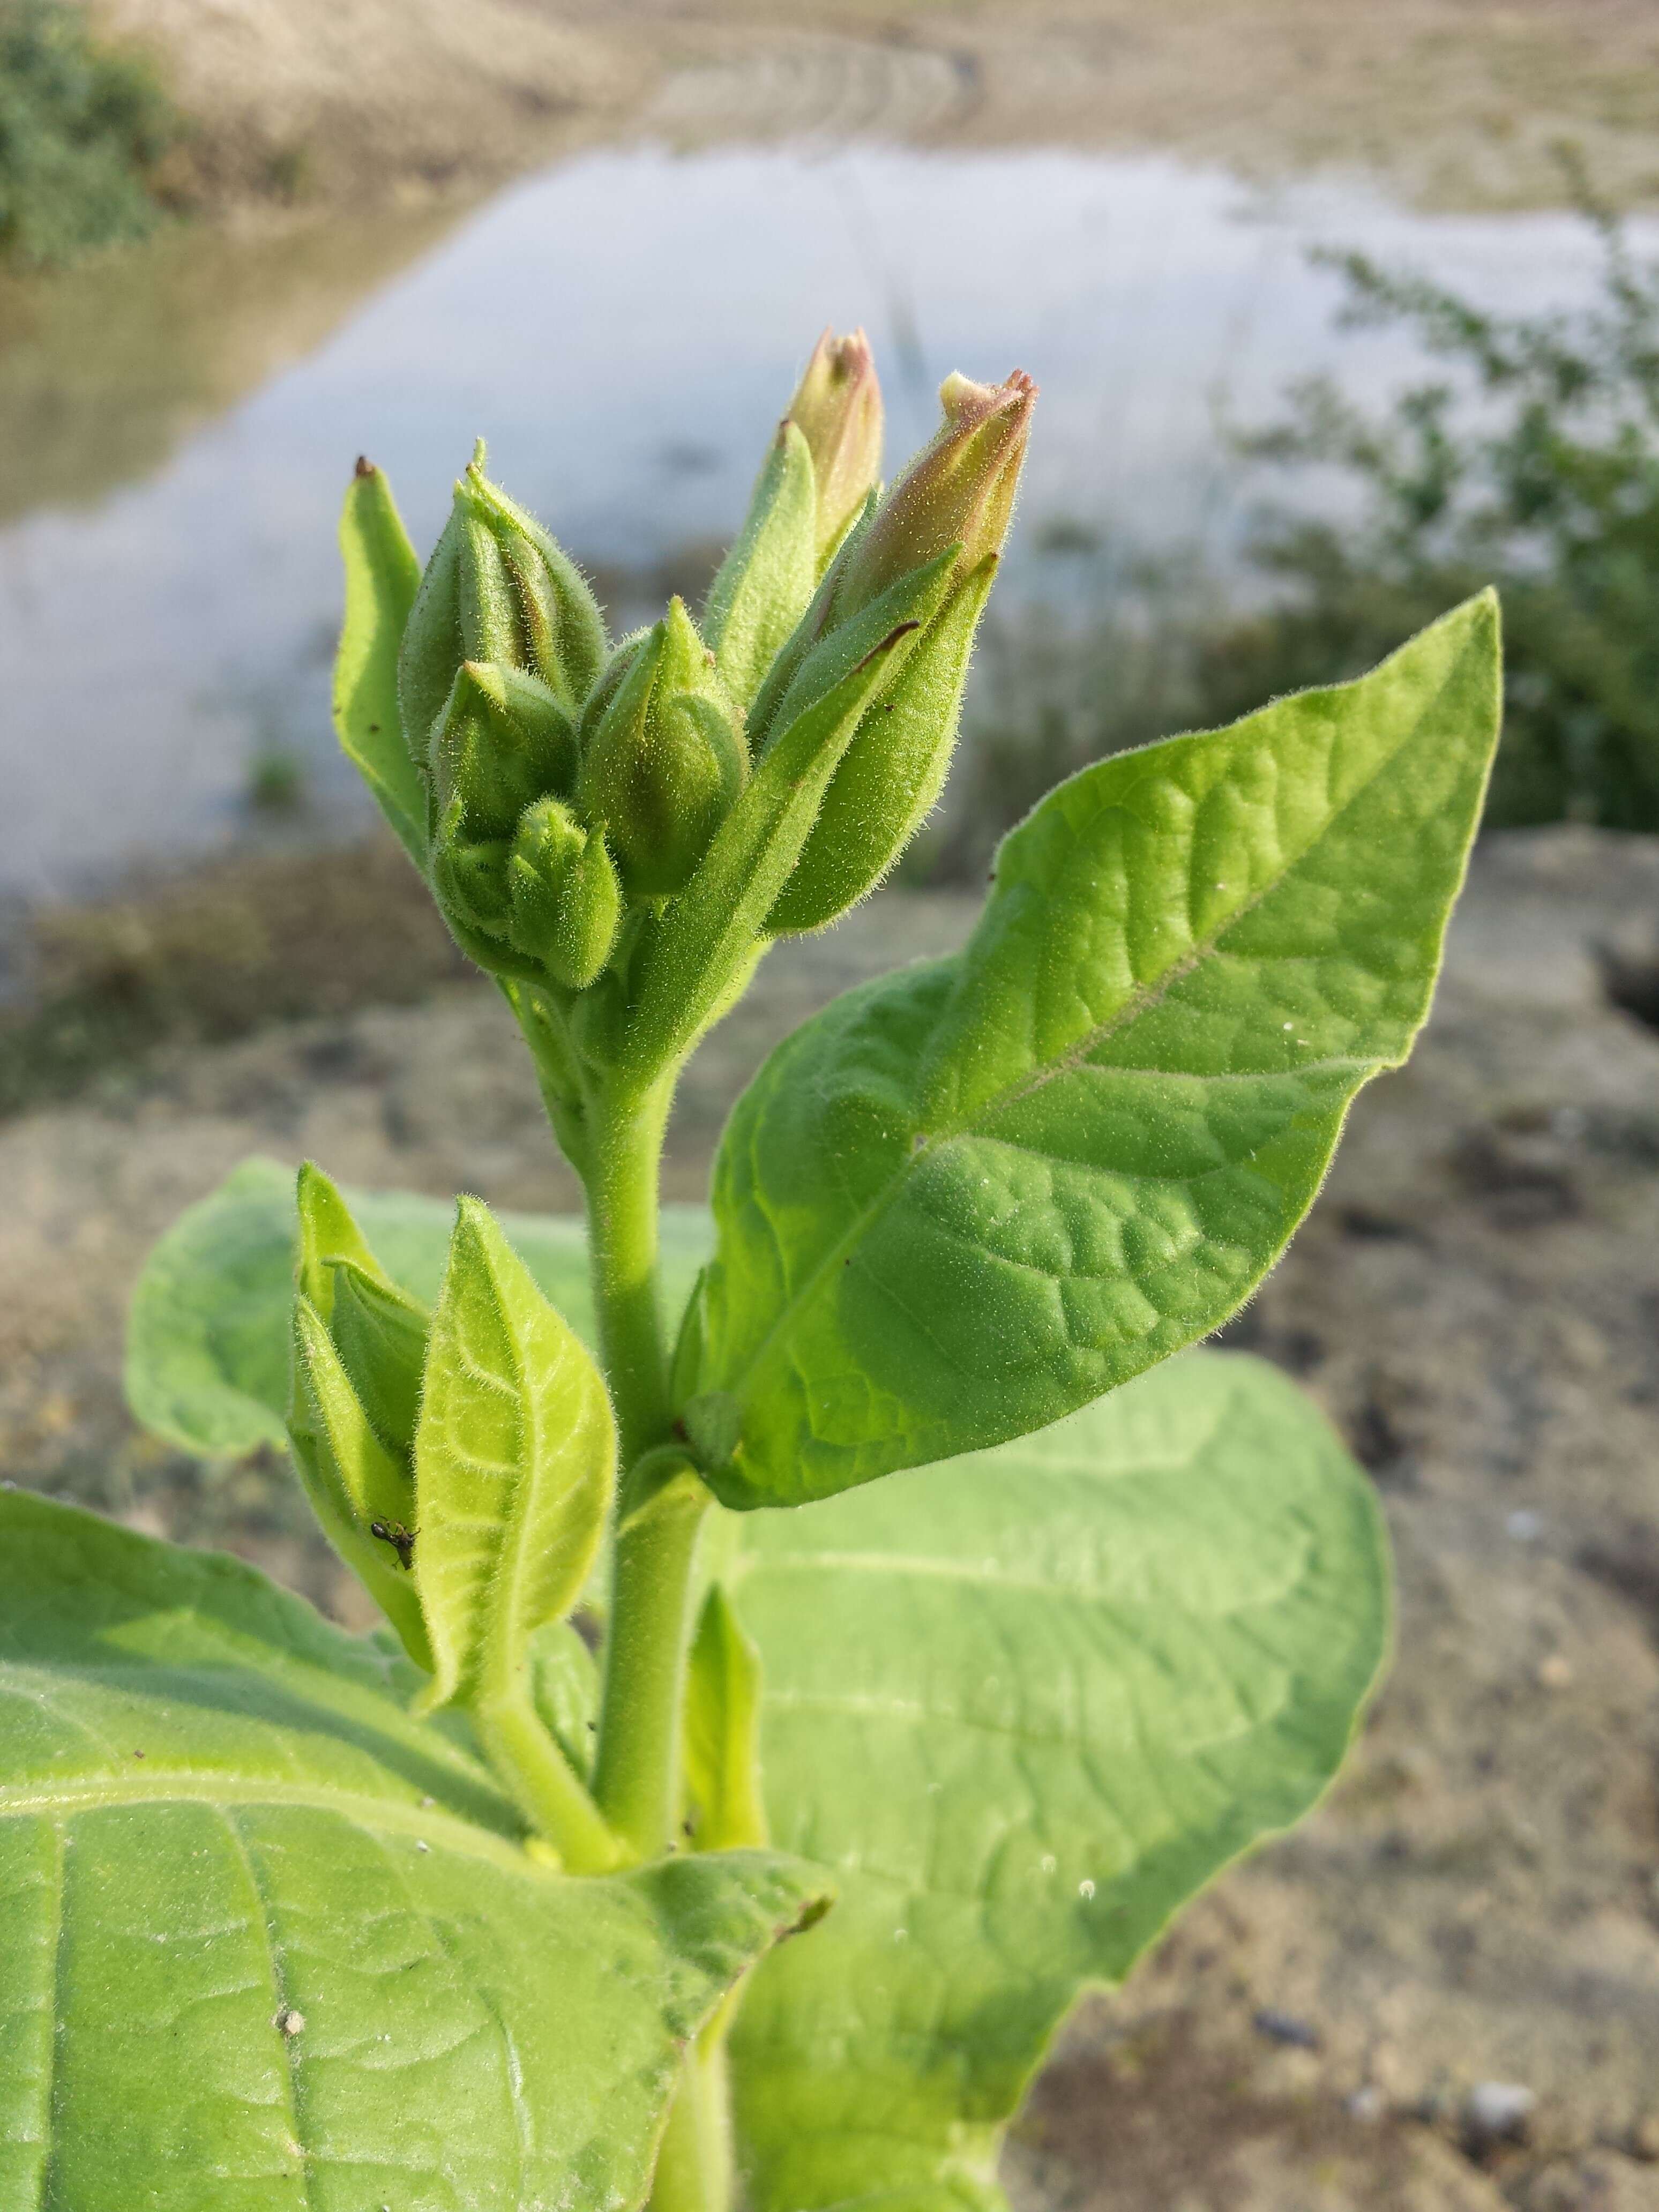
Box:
(0, 0, 177, 268)
(940, 177, 1659, 876)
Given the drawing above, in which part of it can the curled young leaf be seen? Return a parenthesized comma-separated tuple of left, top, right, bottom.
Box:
(415, 1197, 616, 1716)
(684, 1585, 768, 1853)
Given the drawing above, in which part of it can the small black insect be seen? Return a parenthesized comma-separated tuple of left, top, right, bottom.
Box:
(370, 1518, 416, 1571)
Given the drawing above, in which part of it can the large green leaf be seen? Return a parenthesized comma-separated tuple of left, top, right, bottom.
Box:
(682, 593, 1500, 1506)
(125, 1158, 713, 1460)
(720, 1350, 1389, 2210)
(0, 1491, 828, 2211)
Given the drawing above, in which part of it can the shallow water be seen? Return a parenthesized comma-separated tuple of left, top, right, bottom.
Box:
(1, 142, 1642, 900)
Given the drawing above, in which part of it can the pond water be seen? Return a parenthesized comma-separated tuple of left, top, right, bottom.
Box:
(0, 141, 1639, 900)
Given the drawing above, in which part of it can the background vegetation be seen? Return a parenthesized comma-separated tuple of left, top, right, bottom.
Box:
(939, 183, 1659, 877)
(0, 0, 176, 268)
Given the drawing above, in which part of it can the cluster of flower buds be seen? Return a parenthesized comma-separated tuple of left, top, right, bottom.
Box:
(284, 1164, 434, 1667)
(385, 335, 1034, 1029)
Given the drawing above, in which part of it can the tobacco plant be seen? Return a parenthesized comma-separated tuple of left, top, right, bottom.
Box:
(1, 331, 1501, 2210)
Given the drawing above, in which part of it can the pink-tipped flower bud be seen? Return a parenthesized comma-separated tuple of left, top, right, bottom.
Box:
(834, 369, 1035, 620)
(787, 327, 884, 571)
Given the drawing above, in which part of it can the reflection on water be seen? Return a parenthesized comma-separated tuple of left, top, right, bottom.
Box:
(1, 143, 1645, 900)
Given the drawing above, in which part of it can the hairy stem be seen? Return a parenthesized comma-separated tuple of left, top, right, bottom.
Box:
(592, 1456, 711, 1861)
(585, 1077, 676, 1469)
(469, 1687, 621, 1873)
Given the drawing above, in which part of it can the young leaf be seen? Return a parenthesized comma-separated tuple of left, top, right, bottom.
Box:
(684, 1585, 768, 1851)
(295, 1156, 387, 1315)
(721, 1352, 1389, 2210)
(125, 1158, 712, 1459)
(333, 460, 427, 869)
(414, 1197, 615, 1715)
(0, 1490, 831, 2212)
(682, 593, 1503, 1507)
(327, 1256, 430, 1457)
(529, 1617, 601, 1781)
(288, 1296, 431, 1669)
(704, 420, 818, 707)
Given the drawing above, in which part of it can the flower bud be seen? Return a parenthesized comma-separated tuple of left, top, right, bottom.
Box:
(429, 660, 575, 834)
(507, 797, 622, 989)
(832, 369, 1035, 623)
(577, 598, 747, 900)
(787, 327, 884, 572)
(397, 444, 607, 770)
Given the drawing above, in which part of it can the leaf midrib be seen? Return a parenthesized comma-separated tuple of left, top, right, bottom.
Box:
(709, 651, 1460, 1414)
(0, 1774, 531, 1870)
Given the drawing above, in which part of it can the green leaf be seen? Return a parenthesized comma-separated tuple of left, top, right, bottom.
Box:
(334, 461, 427, 870)
(0, 1490, 829, 2212)
(529, 1617, 601, 1780)
(125, 1157, 713, 1460)
(684, 593, 1502, 1506)
(704, 421, 819, 707)
(287, 1295, 430, 1669)
(414, 1197, 614, 1716)
(720, 1351, 1389, 2210)
(684, 1585, 768, 1851)
(326, 1257, 429, 1458)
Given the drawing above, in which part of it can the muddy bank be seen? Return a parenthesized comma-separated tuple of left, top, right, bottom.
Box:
(2, 826, 1657, 2205)
(92, 1, 1659, 219)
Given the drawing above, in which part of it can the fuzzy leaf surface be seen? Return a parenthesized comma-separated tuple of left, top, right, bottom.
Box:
(0, 1491, 828, 2212)
(125, 1159, 712, 1459)
(684, 594, 1501, 1506)
(719, 1351, 1389, 2210)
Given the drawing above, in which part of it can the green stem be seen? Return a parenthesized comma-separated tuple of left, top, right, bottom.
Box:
(585, 1077, 676, 1469)
(592, 1455, 710, 1862)
(649, 2023, 734, 2212)
(470, 1688, 621, 1874)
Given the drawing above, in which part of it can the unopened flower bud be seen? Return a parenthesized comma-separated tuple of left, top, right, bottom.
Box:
(577, 597, 746, 900)
(429, 660, 576, 839)
(832, 369, 1035, 622)
(787, 327, 883, 571)
(507, 797, 622, 989)
(398, 444, 607, 769)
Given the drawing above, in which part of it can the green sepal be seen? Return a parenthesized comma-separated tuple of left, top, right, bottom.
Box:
(615, 618, 924, 1088)
(745, 487, 879, 752)
(397, 498, 466, 779)
(507, 796, 623, 988)
(704, 420, 818, 708)
(767, 555, 996, 935)
(333, 460, 426, 868)
(577, 600, 748, 900)
(761, 544, 958, 759)
(287, 1296, 432, 1670)
(684, 1584, 768, 1851)
(327, 1257, 430, 1460)
(462, 458, 609, 715)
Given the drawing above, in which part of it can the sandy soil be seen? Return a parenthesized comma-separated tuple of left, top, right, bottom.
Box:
(4, 827, 1657, 2208)
(96, 0, 1659, 215)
